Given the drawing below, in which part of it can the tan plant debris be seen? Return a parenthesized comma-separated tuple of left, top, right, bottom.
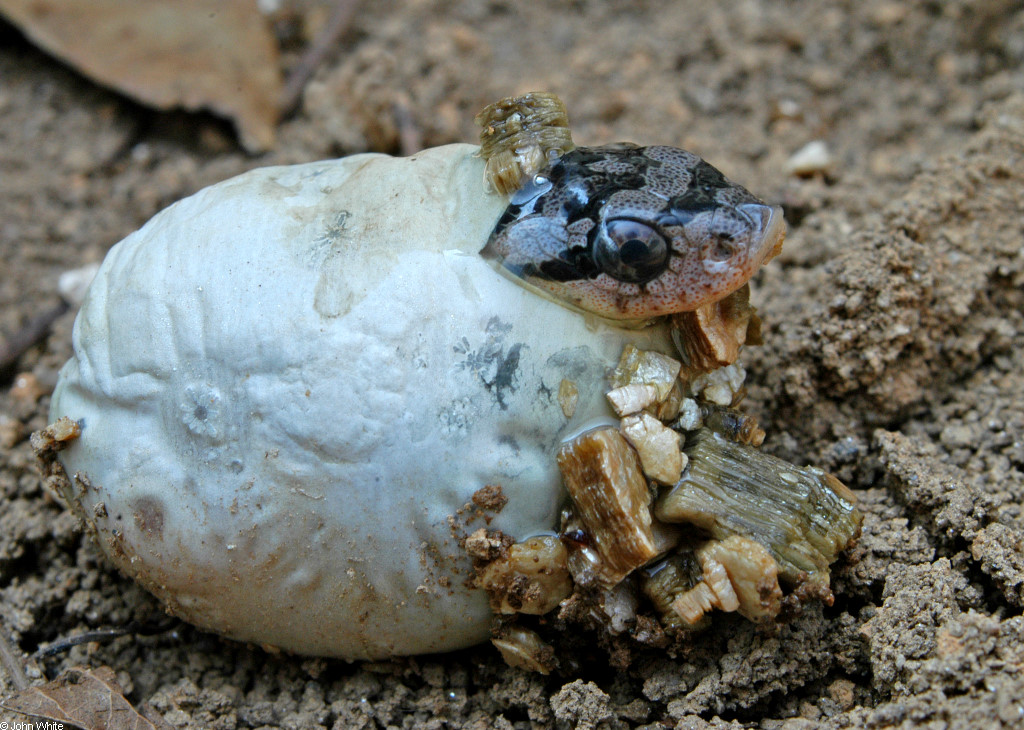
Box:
(491, 626, 557, 675)
(557, 427, 658, 587)
(671, 284, 763, 375)
(0, 0, 283, 152)
(30, 416, 81, 456)
(476, 92, 575, 196)
(655, 429, 862, 592)
(558, 378, 579, 418)
(476, 535, 572, 614)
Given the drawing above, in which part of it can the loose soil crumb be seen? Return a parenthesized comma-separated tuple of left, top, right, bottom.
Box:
(2, 1, 1024, 728)
(549, 680, 613, 730)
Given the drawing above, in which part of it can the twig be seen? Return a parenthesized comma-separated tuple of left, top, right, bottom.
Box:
(0, 627, 30, 691)
(31, 627, 134, 660)
(279, 0, 362, 118)
(31, 618, 181, 661)
(0, 299, 68, 381)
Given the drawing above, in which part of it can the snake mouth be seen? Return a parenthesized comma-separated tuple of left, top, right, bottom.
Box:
(741, 203, 787, 266)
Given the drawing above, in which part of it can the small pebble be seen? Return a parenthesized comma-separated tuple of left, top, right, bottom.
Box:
(785, 140, 835, 177)
(10, 372, 46, 407)
(0, 414, 23, 449)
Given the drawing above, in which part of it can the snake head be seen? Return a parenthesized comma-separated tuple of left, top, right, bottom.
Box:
(482, 144, 786, 321)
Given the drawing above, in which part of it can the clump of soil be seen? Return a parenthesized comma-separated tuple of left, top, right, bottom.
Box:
(2, 1, 1023, 728)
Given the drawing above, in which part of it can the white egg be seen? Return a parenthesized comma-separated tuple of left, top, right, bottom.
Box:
(50, 143, 674, 659)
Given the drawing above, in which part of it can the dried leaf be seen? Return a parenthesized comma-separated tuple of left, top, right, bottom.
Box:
(0, 665, 172, 730)
(0, 0, 281, 152)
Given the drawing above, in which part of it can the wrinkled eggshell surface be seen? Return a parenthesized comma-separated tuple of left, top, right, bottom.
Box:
(51, 144, 675, 659)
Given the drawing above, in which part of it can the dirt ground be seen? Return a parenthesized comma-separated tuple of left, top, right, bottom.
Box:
(2, 1, 1024, 728)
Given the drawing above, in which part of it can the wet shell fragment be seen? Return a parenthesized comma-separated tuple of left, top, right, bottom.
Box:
(606, 383, 664, 419)
(557, 378, 579, 418)
(610, 345, 683, 399)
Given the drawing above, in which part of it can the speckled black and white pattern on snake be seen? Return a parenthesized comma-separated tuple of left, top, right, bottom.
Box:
(483, 143, 786, 321)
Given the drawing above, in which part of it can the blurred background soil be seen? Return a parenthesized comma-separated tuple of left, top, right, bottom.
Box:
(1, 1, 1023, 727)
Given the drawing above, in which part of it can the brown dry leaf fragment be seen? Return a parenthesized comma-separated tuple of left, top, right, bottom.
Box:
(0, 0, 281, 152)
(1, 665, 172, 730)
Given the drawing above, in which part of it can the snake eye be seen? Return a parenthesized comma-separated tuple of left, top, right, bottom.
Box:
(593, 219, 669, 283)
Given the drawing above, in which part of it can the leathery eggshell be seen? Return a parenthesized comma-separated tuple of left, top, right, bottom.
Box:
(49, 143, 675, 660)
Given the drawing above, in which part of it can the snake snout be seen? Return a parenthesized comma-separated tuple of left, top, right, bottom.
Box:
(739, 203, 787, 264)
